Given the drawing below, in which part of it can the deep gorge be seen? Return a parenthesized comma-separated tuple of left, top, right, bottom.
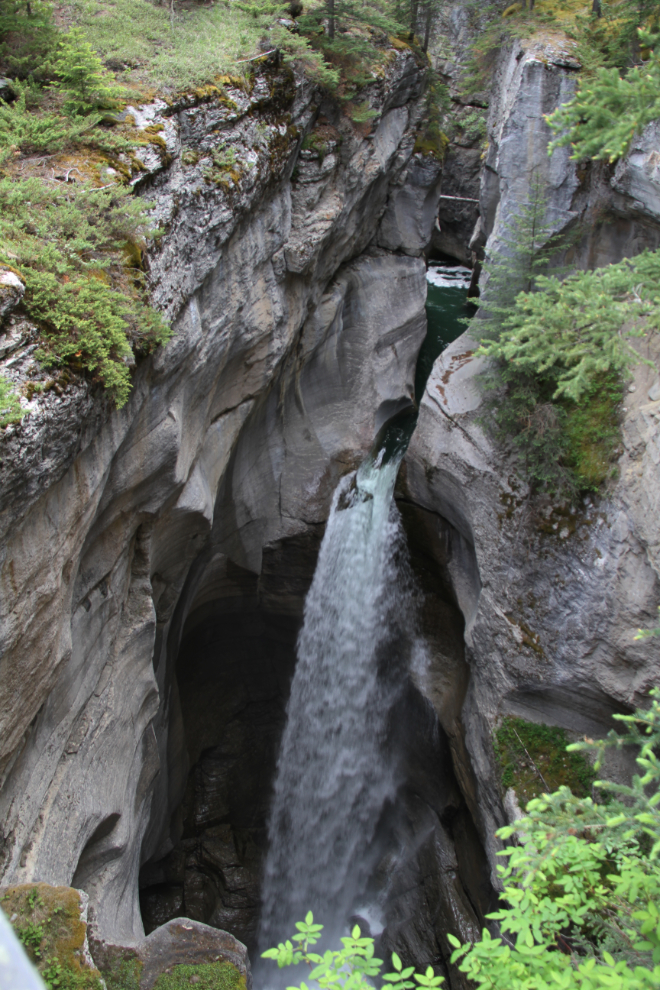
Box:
(1, 12, 660, 990)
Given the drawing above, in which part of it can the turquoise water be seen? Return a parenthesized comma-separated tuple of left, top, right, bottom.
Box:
(378, 262, 472, 462)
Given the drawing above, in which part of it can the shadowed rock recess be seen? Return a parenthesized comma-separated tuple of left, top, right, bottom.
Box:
(2, 20, 660, 990)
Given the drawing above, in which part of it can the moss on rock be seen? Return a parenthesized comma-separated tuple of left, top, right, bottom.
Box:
(494, 715, 596, 807)
(0, 882, 103, 990)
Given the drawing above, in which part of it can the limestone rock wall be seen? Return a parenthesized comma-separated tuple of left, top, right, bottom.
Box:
(402, 38, 660, 877)
(0, 52, 432, 945)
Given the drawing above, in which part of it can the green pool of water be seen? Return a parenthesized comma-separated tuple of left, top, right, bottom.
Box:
(377, 262, 473, 463)
(414, 263, 473, 404)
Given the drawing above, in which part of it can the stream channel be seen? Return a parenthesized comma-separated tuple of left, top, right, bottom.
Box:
(256, 261, 473, 969)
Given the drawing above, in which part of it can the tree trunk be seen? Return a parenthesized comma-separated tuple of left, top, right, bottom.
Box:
(327, 0, 335, 40)
(422, 2, 432, 52)
(410, 0, 418, 34)
(592, 0, 602, 16)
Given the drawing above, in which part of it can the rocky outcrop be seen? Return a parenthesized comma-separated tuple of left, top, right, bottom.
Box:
(0, 52, 433, 945)
(402, 37, 660, 874)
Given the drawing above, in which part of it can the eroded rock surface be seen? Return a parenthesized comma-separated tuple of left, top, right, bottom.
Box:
(0, 53, 432, 945)
(403, 37, 660, 879)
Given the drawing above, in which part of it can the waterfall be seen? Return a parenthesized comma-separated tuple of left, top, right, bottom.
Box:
(258, 431, 419, 955)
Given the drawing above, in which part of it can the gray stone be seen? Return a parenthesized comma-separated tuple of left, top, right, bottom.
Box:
(0, 53, 435, 948)
(0, 270, 24, 324)
(377, 155, 443, 256)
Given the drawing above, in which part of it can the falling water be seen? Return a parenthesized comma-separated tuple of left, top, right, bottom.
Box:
(258, 262, 473, 960)
(258, 425, 417, 953)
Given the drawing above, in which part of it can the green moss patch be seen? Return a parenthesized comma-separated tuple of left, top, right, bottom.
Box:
(562, 374, 623, 490)
(1, 882, 103, 990)
(494, 716, 596, 807)
(101, 956, 143, 990)
(152, 962, 246, 990)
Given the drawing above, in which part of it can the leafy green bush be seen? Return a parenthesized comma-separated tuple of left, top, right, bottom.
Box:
(52, 28, 119, 115)
(0, 176, 169, 407)
(0, 0, 58, 80)
(0, 80, 99, 161)
(449, 689, 660, 989)
(263, 913, 445, 990)
(548, 29, 660, 164)
(474, 176, 660, 495)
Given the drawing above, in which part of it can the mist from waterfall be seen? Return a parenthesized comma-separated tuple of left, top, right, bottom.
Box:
(258, 434, 420, 955)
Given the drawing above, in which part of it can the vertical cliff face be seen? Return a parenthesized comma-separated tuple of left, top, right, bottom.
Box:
(402, 37, 660, 877)
(0, 52, 443, 945)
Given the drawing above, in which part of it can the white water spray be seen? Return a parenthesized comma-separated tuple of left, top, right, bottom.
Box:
(258, 438, 418, 953)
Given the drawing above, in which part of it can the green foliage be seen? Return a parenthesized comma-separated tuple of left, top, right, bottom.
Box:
(270, 25, 341, 88)
(0, 176, 169, 406)
(17, 919, 46, 957)
(475, 180, 660, 495)
(0, 374, 22, 426)
(0, 0, 58, 80)
(635, 606, 660, 640)
(3, 885, 103, 990)
(100, 958, 142, 990)
(0, 80, 98, 159)
(265, 687, 660, 990)
(152, 962, 245, 990)
(478, 252, 659, 404)
(262, 912, 446, 990)
(52, 28, 119, 115)
(413, 75, 450, 158)
(548, 31, 660, 163)
(65, 0, 275, 92)
(495, 716, 596, 805)
(449, 689, 660, 990)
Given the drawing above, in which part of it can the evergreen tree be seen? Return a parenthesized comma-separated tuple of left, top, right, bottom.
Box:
(51, 28, 118, 115)
(548, 29, 660, 163)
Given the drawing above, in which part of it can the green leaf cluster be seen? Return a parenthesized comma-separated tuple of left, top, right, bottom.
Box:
(51, 28, 119, 116)
(473, 177, 660, 495)
(0, 176, 169, 407)
(0, 80, 100, 163)
(477, 252, 659, 404)
(262, 913, 445, 990)
(449, 689, 660, 989)
(0, 0, 58, 80)
(0, 374, 22, 426)
(264, 691, 660, 990)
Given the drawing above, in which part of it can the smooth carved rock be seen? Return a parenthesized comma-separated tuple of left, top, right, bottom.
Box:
(0, 53, 433, 947)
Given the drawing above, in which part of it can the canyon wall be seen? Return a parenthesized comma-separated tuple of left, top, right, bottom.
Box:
(402, 37, 660, 870)
(0, 52, 439, 945)
(2, 20, 660, 986)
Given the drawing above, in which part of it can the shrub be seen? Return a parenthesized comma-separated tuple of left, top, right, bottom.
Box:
(52, 28, 119, 115)
(263, 912, 446, 990)
(0, 176, 169, 407)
